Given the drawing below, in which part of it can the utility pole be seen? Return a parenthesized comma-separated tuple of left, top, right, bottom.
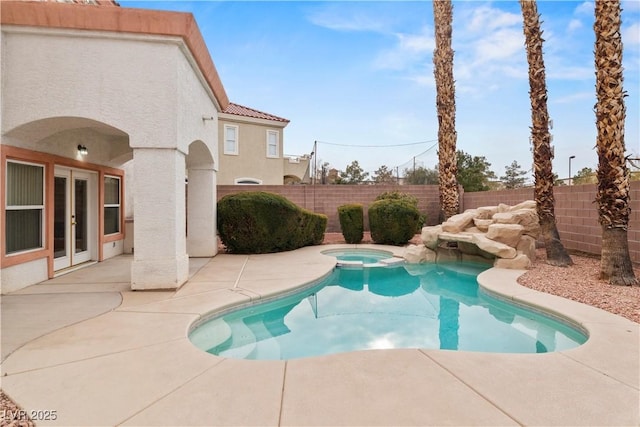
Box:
(313, 140, 317, 186)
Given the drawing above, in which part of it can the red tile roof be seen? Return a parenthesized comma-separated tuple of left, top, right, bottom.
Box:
(35, 0, 120, 6)
(223, 103, 290, 123)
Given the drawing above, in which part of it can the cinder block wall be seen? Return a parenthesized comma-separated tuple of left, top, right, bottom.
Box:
(217, 182, 640, 263)
(217, 185, 441, 233)
(462, 181, 640, 263)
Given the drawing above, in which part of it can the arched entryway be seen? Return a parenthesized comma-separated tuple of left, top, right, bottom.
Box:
(1, 2, 228, 292)
(284, 174, 302, 185)
(1, 116, 131, 290)
(186, 140, 217, 257)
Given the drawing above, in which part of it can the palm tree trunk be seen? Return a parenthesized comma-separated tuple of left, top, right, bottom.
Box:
(594, 0, 637, 285)
(433, 0, 459, 220)
(520, 0, 572, 267)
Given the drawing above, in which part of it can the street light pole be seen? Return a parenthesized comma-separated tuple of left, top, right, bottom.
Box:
(569, 155, 575, 185)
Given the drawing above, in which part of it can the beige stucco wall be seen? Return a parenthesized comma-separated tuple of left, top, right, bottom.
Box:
(217, 117, 286, 185)
(1, 25, 219, 291)
(2, 28, 177, 149)
(283, 156, 311, 183)
(1, 258, 48, 294)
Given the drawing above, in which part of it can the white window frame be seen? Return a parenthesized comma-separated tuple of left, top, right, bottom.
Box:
(266, 130, 279, 158)
(5, 159, 46, 255)
(224, 124, 239, 155)
(103, 175, 121, 236)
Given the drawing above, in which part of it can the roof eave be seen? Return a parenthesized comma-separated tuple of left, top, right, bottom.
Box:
(219, 112, 290, 128)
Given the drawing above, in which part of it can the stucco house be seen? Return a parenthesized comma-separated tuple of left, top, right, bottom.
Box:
(218, 103, 311, 185)
(1, 0, 229, 292)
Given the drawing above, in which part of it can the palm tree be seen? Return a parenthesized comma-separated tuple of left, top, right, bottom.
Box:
(519, 0, 573, 267)
(593, 0, 637, 285)
(433, 0, 459, 220)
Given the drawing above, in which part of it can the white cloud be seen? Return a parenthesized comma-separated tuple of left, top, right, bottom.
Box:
(397, 29, 434, 53)
(473, 28, 524, 63)
(623, 21, 640, 46)
(306, 5, 389, 33)
(552, 91, 594, 104)
(574, 1, 594, 16)
(465, 5, 522, 33)
(408, 73, 435, 88)
(445, 3, 528, 96)
(374, 26, 434, 70)
(568, 18, 583, 32)
(622, 0, 640, 12)
(546, 64, 594, 80)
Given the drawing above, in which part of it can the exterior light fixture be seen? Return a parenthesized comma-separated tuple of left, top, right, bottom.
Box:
(77, 145, 88, 156)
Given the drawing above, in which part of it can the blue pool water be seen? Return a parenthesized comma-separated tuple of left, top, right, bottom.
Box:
(190, 262, 587, 360)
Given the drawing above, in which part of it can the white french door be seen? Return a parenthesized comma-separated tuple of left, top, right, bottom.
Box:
(53, 168, 96, 271)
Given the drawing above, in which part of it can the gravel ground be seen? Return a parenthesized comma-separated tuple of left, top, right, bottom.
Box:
(1, 390, 34, 427)
(518, 248, 640, 324)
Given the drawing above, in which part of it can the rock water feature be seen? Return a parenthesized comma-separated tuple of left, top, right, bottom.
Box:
(404, 200, 540, 269)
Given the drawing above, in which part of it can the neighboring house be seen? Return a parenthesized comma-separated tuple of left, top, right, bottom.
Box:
(1, 1, 228, 292)
(218, 103, 310, 185)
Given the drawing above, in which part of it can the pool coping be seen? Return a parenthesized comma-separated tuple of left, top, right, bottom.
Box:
(1, 244, 638, 426)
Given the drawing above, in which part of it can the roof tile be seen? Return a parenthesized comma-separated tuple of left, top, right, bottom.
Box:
(223, 102, 289, 123)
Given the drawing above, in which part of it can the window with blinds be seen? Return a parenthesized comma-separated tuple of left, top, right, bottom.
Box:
(5, 161, 45, 254)
(104, 176, 121, 235)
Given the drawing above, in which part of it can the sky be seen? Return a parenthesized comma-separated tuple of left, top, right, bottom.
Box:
(122, 0, 640, 183)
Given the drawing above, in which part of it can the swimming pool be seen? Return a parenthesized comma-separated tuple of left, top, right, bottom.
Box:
(190, 261, 587, 360)
(321, 248, 399, 266)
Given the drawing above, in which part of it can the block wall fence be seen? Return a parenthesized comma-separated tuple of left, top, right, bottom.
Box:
(217, 181, 640, 263)
(217, 185, 442, 233)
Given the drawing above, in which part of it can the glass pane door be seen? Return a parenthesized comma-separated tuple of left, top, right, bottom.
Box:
(53, 168, 94, 271)
(54, 176, 68, 259)
(53, 169, 71, 271)
(74, 178, 88, 254)
(70, 170, 93, 265)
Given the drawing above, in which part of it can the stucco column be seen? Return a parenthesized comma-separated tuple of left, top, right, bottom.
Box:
(186, 166, 217, 257)
(131, 147, 188, 290)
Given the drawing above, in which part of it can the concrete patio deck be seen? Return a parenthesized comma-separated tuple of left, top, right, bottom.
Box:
(1, 244, 638, 426)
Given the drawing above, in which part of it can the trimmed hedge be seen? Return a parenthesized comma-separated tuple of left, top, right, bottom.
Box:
(337, 204, 364, 244)
(217, 191, 327, 254)
(368, 198, 421, 245)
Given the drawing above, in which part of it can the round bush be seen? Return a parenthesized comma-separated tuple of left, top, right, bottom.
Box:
(337, 204, 364, 244)
(368, 199, 421, 245)
(375, 190, 419, 207)
(217, 191, 327, 253)
(375, 190, 425, 232)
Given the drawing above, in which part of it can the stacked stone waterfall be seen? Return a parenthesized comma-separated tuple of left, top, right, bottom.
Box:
(403, 200, 540, 269)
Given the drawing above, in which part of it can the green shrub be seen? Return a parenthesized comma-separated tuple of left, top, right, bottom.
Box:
(368, 198, 421, 245)
(337, 204, 364, 244)
(375, 190, 419, 207)
(217, 191, 327, 253)
(375, 190, 425, 232)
